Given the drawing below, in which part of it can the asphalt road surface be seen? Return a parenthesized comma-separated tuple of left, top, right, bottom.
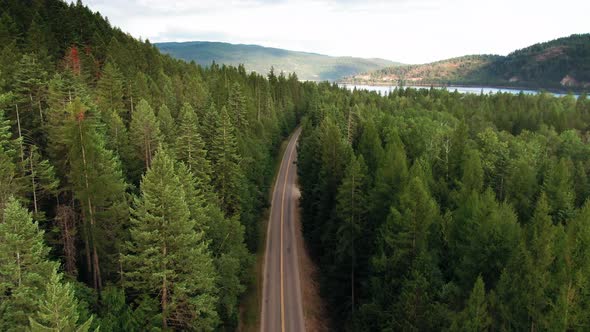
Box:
(261, 128, 305, 332)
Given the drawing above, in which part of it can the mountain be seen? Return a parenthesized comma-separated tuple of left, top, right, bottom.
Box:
(341, 34, 590, 90)
(155, 41, 401, 81)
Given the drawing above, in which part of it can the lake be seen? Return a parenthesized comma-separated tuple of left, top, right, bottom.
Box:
(339, 84, 581, 98)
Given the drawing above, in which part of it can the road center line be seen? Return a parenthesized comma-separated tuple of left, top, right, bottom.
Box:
(281, 134, 298, 332)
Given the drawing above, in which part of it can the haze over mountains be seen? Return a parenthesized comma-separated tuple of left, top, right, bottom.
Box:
(155, 41, 401, 81)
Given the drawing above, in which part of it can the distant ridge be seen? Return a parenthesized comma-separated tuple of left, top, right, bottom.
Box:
(155, 41, 401, 81)
(341, 34, 590, 91)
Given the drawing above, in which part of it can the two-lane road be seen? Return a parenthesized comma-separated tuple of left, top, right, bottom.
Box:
(261, 128, 305, 332)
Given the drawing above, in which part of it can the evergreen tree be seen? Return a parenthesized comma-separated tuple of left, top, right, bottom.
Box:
(62, 99, 129, 290)
(543, 158, 575, 224)
(21, 144, 59, 217)
(562, 200, 590, 328)
(157, 103, 175, 146)
(0, 197, 55, 331)
(175, 102, 213, 194)
(0, 109, 20, 210)
(103, 109, 135, 179)
(129, 99, 161, 170)
(28, 269, 95, 332)
(176, 161, 248, 325)
(228, 82, 248, 129)
(450, 276, 491, 332)
(369, 132, 408, 224)
(124, 149, 218, 330)
(209, 106, 243, 215)
(95, 62, 124, 115)
(13, 53, 48, 132)
(335, 154, 369, 313)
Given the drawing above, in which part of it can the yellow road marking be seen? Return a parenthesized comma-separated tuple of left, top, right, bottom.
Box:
(281, 136, 298, 332)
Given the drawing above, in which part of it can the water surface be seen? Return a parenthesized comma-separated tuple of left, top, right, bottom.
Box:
(339, 84, 580, 98)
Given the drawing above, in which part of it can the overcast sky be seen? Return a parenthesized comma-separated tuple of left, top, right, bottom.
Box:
(80, 0, 589, 64)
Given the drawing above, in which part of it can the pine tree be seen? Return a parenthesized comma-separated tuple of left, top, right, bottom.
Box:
(560, 200, 590, 328)
(209, 106, 243, 215)
(357, 119, 384, 176)
(0, 197, 55, 331)
(335, 154, 369, 314)
(129, 99, 161, 170)
(176, 161, 248, 325)
(103, 109, 135, 179)
(157, 103, 175, 146)
(498, 193, 556, 331)
(369, 132, 409, 225)
(227, 82, 248, 129)
(20, 144, 59, 217)
(450, 276, 491, 332)
(13, 53, 48, 132)
(62, 99, 129, 290)
(95, 62, 124, 115)
(385, 175, 438, 274)
(370, 175, 440, 328)
(174, 102, 213, 194)
(201, 101, 219, 147)
(28, 269, 94, 332)
(543, 158, 575, 224)
(0, 109, 21, 210)
(124, 149, 218, 330)
(459, 149, 484, 196)
(25, 13, 51, 57)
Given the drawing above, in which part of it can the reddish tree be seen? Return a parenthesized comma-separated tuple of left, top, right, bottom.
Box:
(64, 46, 81, 76)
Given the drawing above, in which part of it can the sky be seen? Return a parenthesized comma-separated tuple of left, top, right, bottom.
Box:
(81, 0, 589, 64)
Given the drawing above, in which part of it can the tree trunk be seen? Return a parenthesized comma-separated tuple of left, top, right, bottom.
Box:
(38, 99, 44, 125)
(29, 148, 38, 214)
(162, 244, 168, 329)
(78, 118, 102, 291)
(15, 104, 24, 163)
(56, 204, 77, 276)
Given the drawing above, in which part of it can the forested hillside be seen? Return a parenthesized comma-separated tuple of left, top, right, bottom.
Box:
(343, 34, 590, 90)
(298, 85, 590, 330)
(0, 0, 302, 330)
(3, 1, 590, 331)
(156, 41, 400, 82)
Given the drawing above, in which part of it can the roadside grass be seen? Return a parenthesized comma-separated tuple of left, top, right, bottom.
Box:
(239, 132, 294, 331)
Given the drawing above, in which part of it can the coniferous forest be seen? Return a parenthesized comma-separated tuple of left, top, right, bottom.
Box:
(2, 0, 590, 331)
(0, 0, 301, 330)
(298, 85, 590, 330)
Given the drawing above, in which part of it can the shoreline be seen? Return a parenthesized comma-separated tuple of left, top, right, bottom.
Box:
(337, 81, 586, 95)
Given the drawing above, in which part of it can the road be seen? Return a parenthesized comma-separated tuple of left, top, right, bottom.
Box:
(261, 128, 305, 332)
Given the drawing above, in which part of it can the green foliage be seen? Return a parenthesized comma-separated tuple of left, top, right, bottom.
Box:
(95, 62, 124, 115)
(5, 1, 590, 331)
(209, 106, 244, 215)
(124, 149, 218, 330)
(174, 102, 213, 194)
(29, 269, 95, 332)
(0, 108, 20, 209)
(129, 99, 161, 170)
(449, 276, 491, 332)
(0, 198, 55, 331)
(0, 1, 301, 329)
(297, 80, 590, 330)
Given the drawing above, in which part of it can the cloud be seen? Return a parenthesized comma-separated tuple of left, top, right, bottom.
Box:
(81, 0, 590, 64)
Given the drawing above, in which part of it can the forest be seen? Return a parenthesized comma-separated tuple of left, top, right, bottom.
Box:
(0, 0, 302, 330)
(298, 84, 590, 330)
(2, 0, 590, 331)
